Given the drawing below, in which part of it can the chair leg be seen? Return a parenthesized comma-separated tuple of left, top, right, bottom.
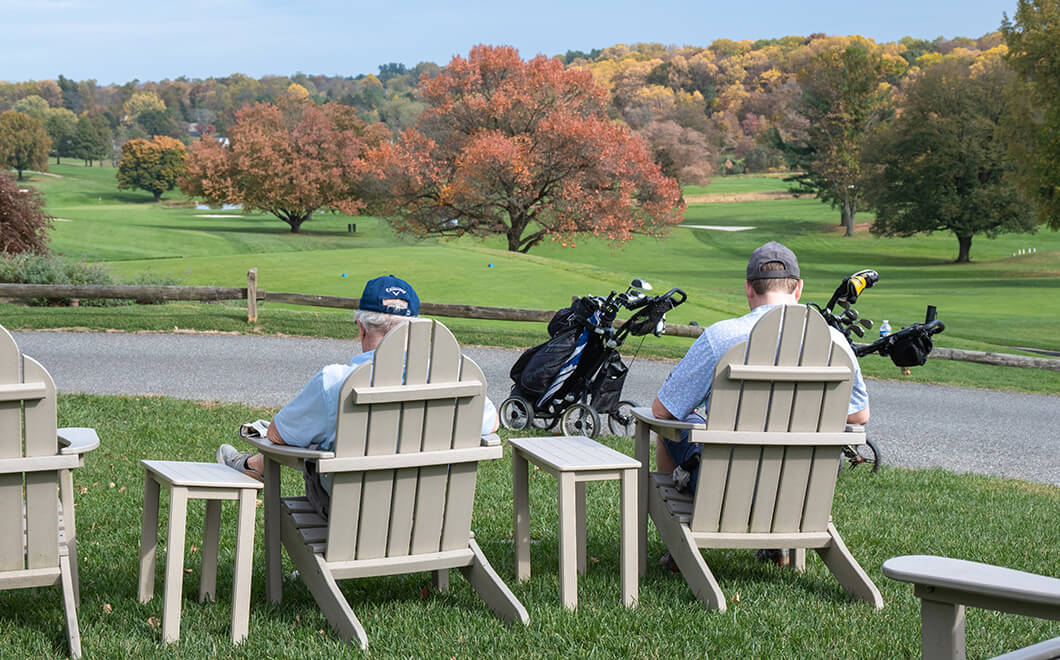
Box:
(920, 599, 965, 660)
(60, 552, 82, 659)
(432, 569, 449, 593)
(60, 469, 80, 610)
(814, 522, 883, 609)
(459, 538, 530, 626)
(280, 508, 367, 647)
(648, 483, 726, 611)
(138, 473, 161, 603)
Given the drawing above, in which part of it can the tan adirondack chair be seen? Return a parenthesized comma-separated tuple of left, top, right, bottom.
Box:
(884, 555, 1060, 660)
(0, 326, 98, 659)
(631, 304, 883, 611)
(243, 318, 528, 649)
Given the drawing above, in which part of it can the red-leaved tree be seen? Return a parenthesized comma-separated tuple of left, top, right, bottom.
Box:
(181, 98, 389, 233)
(364, 45, 685, 252)
(0, 172, 52, 254)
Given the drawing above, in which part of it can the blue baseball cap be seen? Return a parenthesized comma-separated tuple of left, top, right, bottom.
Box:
(359, 275, 420, 317)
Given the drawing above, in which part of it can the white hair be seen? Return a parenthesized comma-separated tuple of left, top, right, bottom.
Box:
(355, 310, 408, 338)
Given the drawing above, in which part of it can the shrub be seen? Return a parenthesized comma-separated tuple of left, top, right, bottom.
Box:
(0, 253, 182, 306)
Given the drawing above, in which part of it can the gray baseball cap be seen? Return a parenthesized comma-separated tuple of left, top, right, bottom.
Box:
(746, 241, 800, 280)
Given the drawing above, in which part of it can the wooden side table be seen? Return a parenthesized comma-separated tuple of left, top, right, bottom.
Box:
(138, 460, 262, 644)
(510, 435, 640, 609)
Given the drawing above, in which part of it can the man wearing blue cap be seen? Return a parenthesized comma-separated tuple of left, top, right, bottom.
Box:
(218, 274, 498, 517)
(650, 242, 869, 567)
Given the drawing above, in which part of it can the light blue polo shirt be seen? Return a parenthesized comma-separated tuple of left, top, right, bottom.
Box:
(273, 350, 499, 493)
(657, 305, 869, 421)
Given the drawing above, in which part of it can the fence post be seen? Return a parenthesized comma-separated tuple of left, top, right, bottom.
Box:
(247, 268, 258, 323)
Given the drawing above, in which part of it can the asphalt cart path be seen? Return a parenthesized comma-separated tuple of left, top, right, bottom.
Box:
(14, 330, 1060, 487)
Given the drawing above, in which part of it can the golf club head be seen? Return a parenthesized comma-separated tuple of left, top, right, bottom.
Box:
(860, 319, 874, 329)
(849, 325, 865, 338)
(631, 278, 653, 291)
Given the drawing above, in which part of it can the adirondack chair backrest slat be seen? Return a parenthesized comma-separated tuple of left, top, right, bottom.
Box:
(324, 319, 486, 563)
(24, 356, 59, 570)
(689, 306, 853, 535)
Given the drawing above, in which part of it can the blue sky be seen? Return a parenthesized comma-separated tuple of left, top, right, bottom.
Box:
(1, 0, 1016, 84)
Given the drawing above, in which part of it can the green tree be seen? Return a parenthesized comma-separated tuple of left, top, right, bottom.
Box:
(776, 42, 901, 236)
(12, 95, 49, 121)
(1001, 0, 1060, 229)
(861, 57, 1035, 263)
(75, 113, 113, 166)
(122, 91, 166, 124)
(116, 135, 187, 201)
(44, 107, 78, 164)
(0, 110, 51, 180)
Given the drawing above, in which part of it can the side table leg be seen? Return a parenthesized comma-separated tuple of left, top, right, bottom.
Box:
(138, 473, 161, 603)
(576, 481, 586, 576)
(263, 457, 282, 604)
(231, 488, 257, 644)
(162, 486, 188, 644)
(557, 472, 577, 610)
(512, 449, 531, 582)
(200, 499, 221, 602)
(634, 421, 650, 577)
(620, 469, 638, 607)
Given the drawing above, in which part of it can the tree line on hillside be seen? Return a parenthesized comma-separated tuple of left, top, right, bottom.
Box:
(2, 0, 1058, 263)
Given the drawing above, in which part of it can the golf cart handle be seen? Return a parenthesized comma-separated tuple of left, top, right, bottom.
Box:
(663, 288, 687, 306)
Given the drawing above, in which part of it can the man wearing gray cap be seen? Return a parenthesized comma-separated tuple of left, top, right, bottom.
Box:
(650, 241, 869, 516)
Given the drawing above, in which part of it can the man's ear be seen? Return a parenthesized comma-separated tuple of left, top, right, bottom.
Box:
(794, 279, 804, 301)
(745, 280, 755, 301)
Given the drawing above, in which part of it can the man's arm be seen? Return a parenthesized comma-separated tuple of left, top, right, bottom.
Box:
(266, 421, 288, 445)
(651, 396, 676, 420)
(847, 405, 870, 426)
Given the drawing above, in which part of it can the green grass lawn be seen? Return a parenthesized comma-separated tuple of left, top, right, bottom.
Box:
(8, 165, 1060, 395)
(1, 393, 1056, 658)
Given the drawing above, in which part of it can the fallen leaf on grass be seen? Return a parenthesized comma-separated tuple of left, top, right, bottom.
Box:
(730, 592, 740, 603)
(148, 617, 160, 628)
(108, 482, 115, 489)
(590, 556, 599, 564)
(420, 586, 431, 600)
(103, 603, 112, 614)
(184, 568, 193, 574)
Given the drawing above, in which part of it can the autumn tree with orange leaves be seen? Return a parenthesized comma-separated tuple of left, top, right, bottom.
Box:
(365, 45, 685, 252)
(182, 98, 389, 233)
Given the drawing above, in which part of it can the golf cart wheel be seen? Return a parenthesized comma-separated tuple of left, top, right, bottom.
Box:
(499, 396, 533, 431)
(607, 400, 639, 436)
(842, 437, 881, 473)
(560, 403, 601, 438)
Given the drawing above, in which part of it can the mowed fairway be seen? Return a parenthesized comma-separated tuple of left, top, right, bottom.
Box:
(27, 163, 1060, 362)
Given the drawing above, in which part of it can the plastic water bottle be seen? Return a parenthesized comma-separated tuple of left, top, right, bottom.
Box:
(879, 319, 892, 338)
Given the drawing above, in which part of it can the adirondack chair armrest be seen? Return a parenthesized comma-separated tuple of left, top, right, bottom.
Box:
(241, 433, 335, 461)
(883, 555, 1060, 617)
(316, 445, 502, 474)
(630, 406, 705, 430)
(481, 433, 501, 447)
(57, 427, 100, 455)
